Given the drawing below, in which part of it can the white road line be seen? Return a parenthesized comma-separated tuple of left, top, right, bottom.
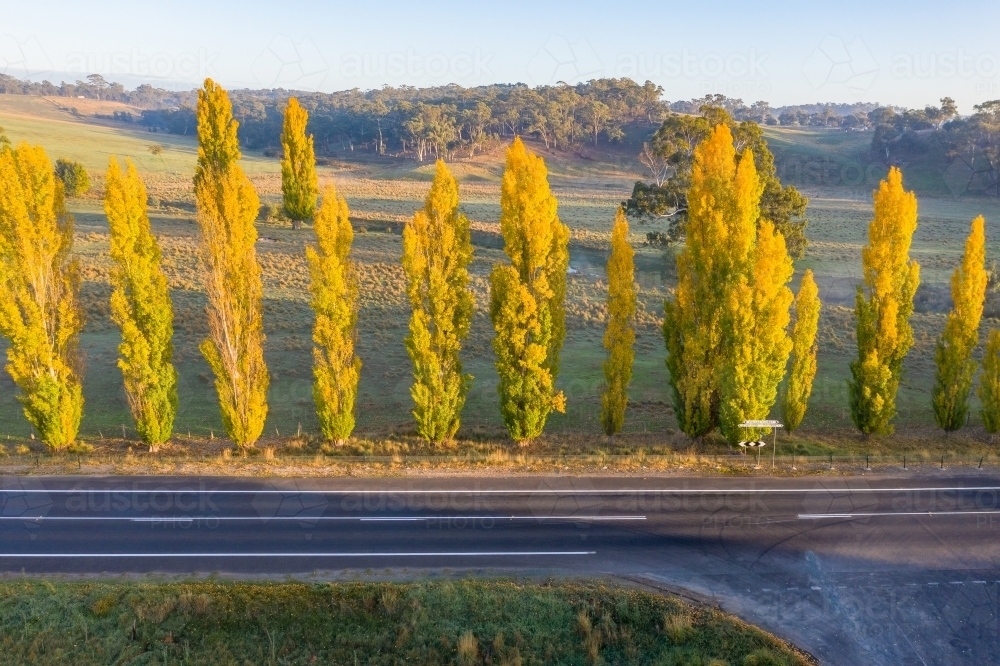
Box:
(0, 551, 596, 558)
(4, 486, 1000, 495)
(799, 510, 1000, 519)
(0, 515, 646, 522)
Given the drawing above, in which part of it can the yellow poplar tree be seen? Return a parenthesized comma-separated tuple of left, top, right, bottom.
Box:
(105, 157, 178, 450)
(933, 216, 988, 431)
(783, 270, 821, 432)
(0, 143, 84, 449)
(281, 97, 319, 229)
(308, 185, 361, 444)
(720, 220, 795, 442)
(402, 160, 474, 443)
(489, 137, 569, 444)
(979, 329, 1000, 436)
(601, 208, 636, 438)
(194, 79, 269, 448)
(849, 167, 920, 435)
(665, 124, 759, 439)
(195, 78, 240, 183)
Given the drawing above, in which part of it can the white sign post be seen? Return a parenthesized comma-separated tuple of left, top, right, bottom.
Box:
(738, 419, 783, 469)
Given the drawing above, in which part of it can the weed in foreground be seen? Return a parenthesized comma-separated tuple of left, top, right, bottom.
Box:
(0, 580, 812, 666)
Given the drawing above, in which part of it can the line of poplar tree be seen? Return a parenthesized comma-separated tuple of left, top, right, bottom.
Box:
(0, 78, 996, 452)
(0, 79, 597, 451)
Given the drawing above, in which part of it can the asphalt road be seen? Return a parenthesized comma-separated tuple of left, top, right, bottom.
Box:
(2, 474, 999, 665)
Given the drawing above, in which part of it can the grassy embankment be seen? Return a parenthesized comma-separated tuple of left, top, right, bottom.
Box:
(2, 96, 1000, 464)
(0, 579, 812, 665)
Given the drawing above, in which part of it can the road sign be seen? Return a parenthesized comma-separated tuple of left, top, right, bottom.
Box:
(738, 420, 783, 428)
(737, 421, 783, 468)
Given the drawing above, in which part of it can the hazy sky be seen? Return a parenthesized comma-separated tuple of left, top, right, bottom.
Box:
(2, 0, 998, 111)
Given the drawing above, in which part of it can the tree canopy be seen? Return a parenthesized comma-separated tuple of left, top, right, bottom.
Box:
(623, 104, 809, 258)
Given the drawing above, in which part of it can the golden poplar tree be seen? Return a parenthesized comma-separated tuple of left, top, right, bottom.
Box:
(195, 79, 240, 183)
(489, 137, 569, 444)
(281, 97, 319, 229)
(720, 220, 795, 442)
(979, 329, 1000, 436)
(308, 185, 361, 444)
(849, 167, 920, 435)
(783, 270, 821, 432)
(665, 124, 794, 442)
(933, 216, 988, 431)
(665, 124, 757, 438)
(601, 208, 636, 438)
(402, 160, 474, 443)
(194, 79, 269, 448)
(105, 157, 177, 450)
(0, 143, 84, 449)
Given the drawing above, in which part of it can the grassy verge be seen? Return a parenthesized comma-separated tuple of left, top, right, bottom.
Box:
(0, 579, 812, 665)
(1, 431, 998, 477)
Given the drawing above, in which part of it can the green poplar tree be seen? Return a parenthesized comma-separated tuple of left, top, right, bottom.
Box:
(849, 168, 920, 436)
(402, 160, 474, 443)
(308, 185, 361, 444)
(105, 157, 178, 450)
(489, 137, 569, 444)
(980, 329, 1000, 437)
(281, 97, 319, 229)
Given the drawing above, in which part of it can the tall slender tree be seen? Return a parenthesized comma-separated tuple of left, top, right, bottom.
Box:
(281, 97, 319, 230)
(0, 143, 84, 449)
(489, 137, 569, 444)
(105, 157, 177, 450)
(720, 220, 794, 443)
(848, 167, 920, 436)
(601, 208, 637, 438)
(195, 78, 240, 184)
(980, 329, 1000, 438)
(783, 270, 821, 433)
(194, 79, 269, 449)
(308, 185, 361, 444)
(933, 216, 988, 431)
(664, 124, 759, 439)
(402, 160, 474, 443)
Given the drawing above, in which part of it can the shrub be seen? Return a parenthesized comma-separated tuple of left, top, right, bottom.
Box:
(259, 202, 283, 222)
(645, 231, 670, 246)
(457, 631, 478, 665)
(54, 158, 91, 196)
(664, 612, 693, 644)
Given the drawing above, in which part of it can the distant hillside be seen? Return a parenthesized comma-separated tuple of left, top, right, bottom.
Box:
(4, 72, 995, 200)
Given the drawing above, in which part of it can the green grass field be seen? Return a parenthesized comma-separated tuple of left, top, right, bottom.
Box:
(0, 579, 811, 665)
(3, 95, 1000, 454)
